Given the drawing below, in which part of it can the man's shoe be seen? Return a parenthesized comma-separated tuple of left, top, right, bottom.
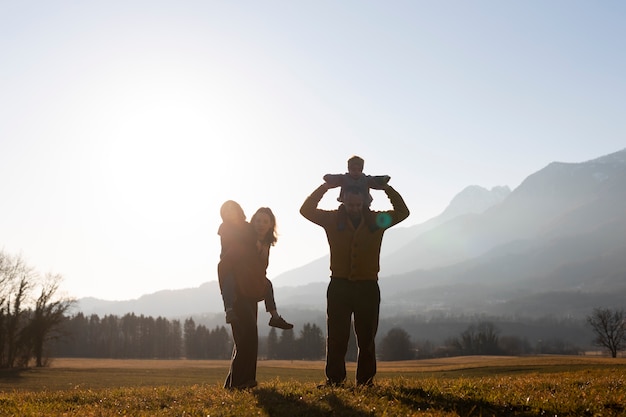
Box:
(269, 316, 293, 329)
(317, 380, 344, 388)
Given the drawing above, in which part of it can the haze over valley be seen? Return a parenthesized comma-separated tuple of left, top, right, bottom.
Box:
(78, 148, 626, 329)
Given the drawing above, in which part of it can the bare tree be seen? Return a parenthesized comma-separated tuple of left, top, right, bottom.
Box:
(22, 273, 75, 366)
(456, 321, 501, 355)
(0, 253, 34, 368)
(586, 307, 626, 358)
(1, 251, 75, 368)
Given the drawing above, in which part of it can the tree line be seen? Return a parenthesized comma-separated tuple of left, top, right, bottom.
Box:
(48, 314, 626, 362)
(53, 313, 184, 359)
(3, 250, 625, 367)
(15, 309, 626, 365)
(378, 310, 626, 360)
(52, 314, 327, 361)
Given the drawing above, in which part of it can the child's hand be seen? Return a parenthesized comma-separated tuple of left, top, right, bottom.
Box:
(323, 174, 341, 188)
(369, 175, 391, 189)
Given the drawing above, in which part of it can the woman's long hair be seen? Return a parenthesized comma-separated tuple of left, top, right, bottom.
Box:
(251, 207, 278, 246)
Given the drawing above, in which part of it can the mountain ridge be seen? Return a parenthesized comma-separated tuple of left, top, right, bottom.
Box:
(75, 148, 626, 321)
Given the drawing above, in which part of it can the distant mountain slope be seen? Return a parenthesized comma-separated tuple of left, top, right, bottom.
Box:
(76, 281, 224, 318)
(75, 148, 626, 320)
(379, 148, 626, 316)
(271, 185, 510, 286)
(384, 216, 626, 295)
(382, 185, 511, 258)
(74, 184, 512, 316)
(382, 148, 626, 275)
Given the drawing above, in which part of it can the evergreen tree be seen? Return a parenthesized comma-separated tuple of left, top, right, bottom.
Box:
(379, 327, 414, 361)
(278, 329, 296, 359)
(183, 318, 197, 358)
(266, 327, 278, 359)
(298, 323, 325, 360)
(209, 326, 230, 359)
(196, 325, 210, 358)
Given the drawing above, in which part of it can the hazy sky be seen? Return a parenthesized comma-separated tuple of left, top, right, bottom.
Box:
(2, 1, 625, 301)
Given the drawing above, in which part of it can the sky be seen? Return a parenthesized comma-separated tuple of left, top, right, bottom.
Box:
(1, 1, 625, 301)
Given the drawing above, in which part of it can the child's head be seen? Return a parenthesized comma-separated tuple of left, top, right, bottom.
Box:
(220, 200, 246, 224)
(347, 155, 364, 179)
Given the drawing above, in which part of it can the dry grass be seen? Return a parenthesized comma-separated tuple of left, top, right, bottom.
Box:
(49, 354, 625, 371)
(2, 356, 626, 416)
(48, 358, 232, 369)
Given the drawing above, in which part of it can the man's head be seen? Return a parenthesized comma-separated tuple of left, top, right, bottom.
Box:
(347, 155, 364, 179)
(342, 186, 365, 221)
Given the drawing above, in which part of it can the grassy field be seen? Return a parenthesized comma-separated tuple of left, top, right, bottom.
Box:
(1, 356, 625, 416)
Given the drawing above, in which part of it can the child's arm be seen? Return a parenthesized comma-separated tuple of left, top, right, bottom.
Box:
(323, 173, 347, 187)
(367, 174, 391, 190)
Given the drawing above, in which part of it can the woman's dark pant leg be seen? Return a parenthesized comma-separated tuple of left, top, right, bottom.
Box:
(224, 297, 258, 388)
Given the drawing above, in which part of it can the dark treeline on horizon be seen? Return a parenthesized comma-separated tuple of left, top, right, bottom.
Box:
(52, 313, 184, 359)
(46, 311, 606, 362)
(51, 313, 328, 360)
(378, 313, 597, 354)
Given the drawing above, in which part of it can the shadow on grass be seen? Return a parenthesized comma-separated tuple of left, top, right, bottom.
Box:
(0, 368, 24, 382)
(253, 384, 546, 416)
(386, 385, 541, 417)
(254, 387, 371, 417)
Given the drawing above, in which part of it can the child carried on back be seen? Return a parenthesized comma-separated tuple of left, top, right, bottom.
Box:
(217, 200, 292, 329)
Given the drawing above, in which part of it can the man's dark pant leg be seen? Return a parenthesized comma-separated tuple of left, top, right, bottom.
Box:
(353, 281, 380, 385)
(325, 279, 353, 384)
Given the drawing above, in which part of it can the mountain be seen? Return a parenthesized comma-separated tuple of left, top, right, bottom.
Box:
(270, 184, 511, 287)
(75, 148, 626, 320)
(73, 184, 511, 317)
(380, 148, 626, 316)
(381, 148, 626, 275)
(437, 184, 511, 222)
(75, 281, 225, 318)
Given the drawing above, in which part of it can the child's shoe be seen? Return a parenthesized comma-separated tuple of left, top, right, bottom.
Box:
(269, 315, 293, 329)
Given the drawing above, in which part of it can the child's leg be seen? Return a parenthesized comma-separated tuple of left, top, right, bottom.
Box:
(264, 278, 277, 314)
(218, 268, 239, 323)
(265, 279, 293, 329)
(219, 272, 237, 311)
